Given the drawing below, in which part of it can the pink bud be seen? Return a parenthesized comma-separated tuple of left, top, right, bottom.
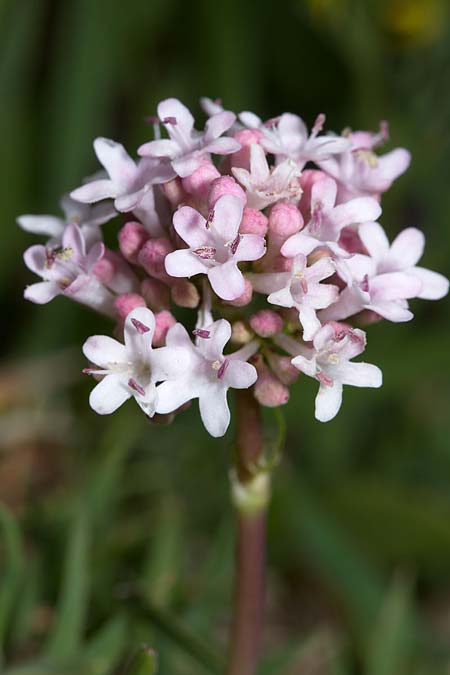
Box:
(208, 176, 246, 208)
(266, 352, 299, 385)
(225, 278, 253, 307)
(118, 221, 149, 264)
(239, 207, 268, 236)
(230, 129, 264, 170)
(93, 249, 139, 294)
(160, 177, 187, 207)
(182, 159, 220, 202)
(114, 293, 146, 321)
(141, 277, 171, 311)
(153, 310, 177, 347)
(171, 279, 200, 308)
(268, 202, 303, 238)
(249, 310, 283, 337)
(138, 237, 174, 281)
(231, 320, 254, 345)
(254, 366, 289, 408)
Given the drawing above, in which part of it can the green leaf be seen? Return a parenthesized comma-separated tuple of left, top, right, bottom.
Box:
(365, 574, 415, 675)
(125, 646, 158, 675)
(44, 505, 90, 663)
(0, 505, 24, 665)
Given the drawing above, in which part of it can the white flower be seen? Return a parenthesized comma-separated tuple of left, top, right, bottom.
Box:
(155, 319, 258, 437)
(232, 144, 302, 209)
(83, 307, 190, 417)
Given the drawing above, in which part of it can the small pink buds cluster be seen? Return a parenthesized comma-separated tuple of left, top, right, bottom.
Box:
(20, 97, 449, 436)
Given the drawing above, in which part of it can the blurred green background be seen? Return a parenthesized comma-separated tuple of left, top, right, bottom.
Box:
(1, 0, 450, 673)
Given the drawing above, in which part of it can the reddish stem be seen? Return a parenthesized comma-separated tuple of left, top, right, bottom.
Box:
(226, 389, 266, 675)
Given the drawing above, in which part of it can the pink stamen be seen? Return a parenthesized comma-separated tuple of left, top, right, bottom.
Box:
(205, 209, 215, 229)
(361, 274, 370, 293)
(144, 115, 160, 125)
(163, 116, 177, 125)
(128, 378, 145, 396)
(194, 246, 216, 260)
(82, 367, 93, 375)
(300, 278, 308, 294)
(317, 371, 333, 387)
(192, 328, 211, 339)
(230, 234, 241, 255)
(131, 318, 150, 334)
(217, 359, 229, 380)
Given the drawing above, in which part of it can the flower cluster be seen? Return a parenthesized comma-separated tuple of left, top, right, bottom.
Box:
(20, 98, 448, 435)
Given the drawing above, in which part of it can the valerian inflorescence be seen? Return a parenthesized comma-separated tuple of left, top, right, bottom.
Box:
(20, 97, 449, 436)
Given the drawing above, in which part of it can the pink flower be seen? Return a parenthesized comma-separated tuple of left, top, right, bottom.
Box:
(138, 98, 240, 178)
(155, 319, 258, 437)
(71, 138, 172, 214)
(359, 222, 449, 300)
(165, 195, 266, 301)
(281, 176, 382, 260)
(17, 194, 115, 246)
(232, 144, 302, 209)
(254, 113, 350, 169)
(319, 126, 411, 200)
(277, 324, 382, 421)
(23, 223, 115, 316)
(320, 252, 423, 323)
(83, 307, 189, 416)
(250, 255, 339, 340)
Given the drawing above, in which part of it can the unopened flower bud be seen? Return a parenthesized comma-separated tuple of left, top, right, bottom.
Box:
(153, 310, 177, 346)
(114, 293, 146, 321)
(230, 129, 264, 170)
(118, 221, 149, 264)
(160, 177, 187, 207)
(249, 309, 283, 337)
(225, 278, 253, 307)
(138, 237, 173, 280)
(171, 279, 200, 308)
(239, 207, 268, 236)
(231, 320, 254, 345)
(182, 159, 220, 202)
(141, 277, 171, 311)
(268, 202, 303, 238)
(266, 352, 299, 385)
(208, 176, 246, 208)
(94, 249, 139, 294)
(254, 365, 289, 407)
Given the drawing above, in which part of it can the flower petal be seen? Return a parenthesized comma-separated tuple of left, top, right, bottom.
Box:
(156, 378, 196, 413)
(233, 234, 266, 263)
(411, 266, 449, 300)
(94, 137, 136, 185)
(199, 385, 230, 437)
(24, 281, 60, 303)
(165, 249, 209, 278)
(315, 382, 343, 422)
(359, 221, 390, 261)
(198, 319, 232, 360)
(210, 194, 244, 242)
(222, 360, 257, 389)
(151, 346, 190, 381)
(331, 197, 382, 228)
(204, 111, 236, 140)
(23, 245, 47, 276)
(333, 361, 382, 388)
(18, 215, 64, 238)
(70, 179, 115, 203)
(138, 139, 179, 159)
(311, 176, 337, 212)
(89, 374, 131, 414)
(389, 227, 425, 269)
(124, 307, 156, 355)
(173, 205, 209, 247)
(158, 98, 195, 134)
(208, 261, 245, 300)
(83, 335, 127, 368)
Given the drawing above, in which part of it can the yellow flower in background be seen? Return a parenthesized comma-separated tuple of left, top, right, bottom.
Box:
(306, 0, 447, 47)
(384, 0, 447, 46)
